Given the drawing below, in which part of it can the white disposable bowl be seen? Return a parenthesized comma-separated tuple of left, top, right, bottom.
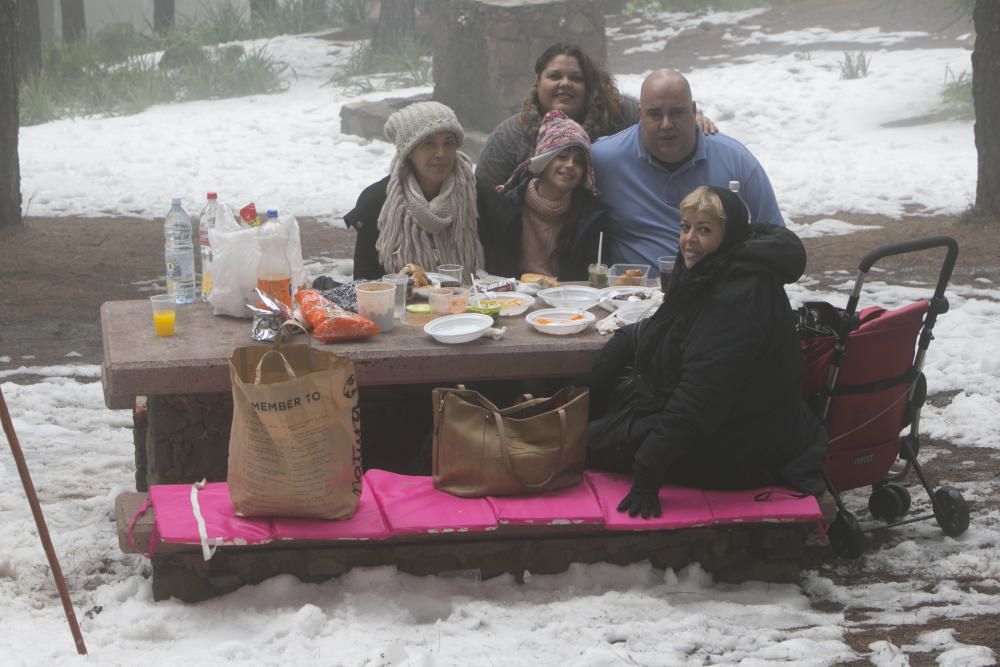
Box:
(423, 313, 493, 344)
(615, 302, 658, 326)
(526, 308, 596, 336)
(537, 285, 602, 310)
(488, 291, 535, 316)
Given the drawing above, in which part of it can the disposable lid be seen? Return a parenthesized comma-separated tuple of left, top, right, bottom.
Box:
(171, 197, 181, 205)
(207, 192, 217, 199)
(266, 209, 278, 217)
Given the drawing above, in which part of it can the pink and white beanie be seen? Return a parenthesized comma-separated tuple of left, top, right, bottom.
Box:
(496, 110, 598, 196)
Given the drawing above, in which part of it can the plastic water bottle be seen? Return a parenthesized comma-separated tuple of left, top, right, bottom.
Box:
(729, 180, 751, 224)
(256, 210, 292, 308)
(164, 198, 196, 304)
(198, 192, 218, 302)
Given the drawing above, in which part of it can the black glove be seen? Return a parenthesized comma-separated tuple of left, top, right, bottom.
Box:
(616, 463, 663, 518)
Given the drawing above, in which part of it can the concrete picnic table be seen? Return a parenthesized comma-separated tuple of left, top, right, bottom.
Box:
(100, 298, 610, 488)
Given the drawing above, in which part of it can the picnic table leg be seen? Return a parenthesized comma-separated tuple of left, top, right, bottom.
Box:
(0, 386, 88, 655)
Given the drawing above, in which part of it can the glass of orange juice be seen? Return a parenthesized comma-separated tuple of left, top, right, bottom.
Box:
(150, 294, 177, 337)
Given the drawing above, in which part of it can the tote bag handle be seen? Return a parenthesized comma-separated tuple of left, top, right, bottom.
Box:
(490, 406, 568, 490)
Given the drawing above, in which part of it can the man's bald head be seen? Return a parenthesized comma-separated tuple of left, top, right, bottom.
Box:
(638, 69, 698, 164)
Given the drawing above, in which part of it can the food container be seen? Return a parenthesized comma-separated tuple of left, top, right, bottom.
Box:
(537, 285, 602, 310)
(424, 313, 493, 344)
(608, 263, 651, 287)
(413, 273, 443, 299)
(526, 308, 596, 336)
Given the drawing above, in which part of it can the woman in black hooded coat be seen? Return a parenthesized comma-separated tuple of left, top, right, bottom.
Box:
(588, 185, 827, 518)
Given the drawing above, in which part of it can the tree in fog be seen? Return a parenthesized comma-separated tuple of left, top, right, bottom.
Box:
(373, 0, 416, 53)
(1, 0, 21, 230)
(60, 0, 85, 42)
(973, 0, 1000, 219)
(17, 0, 41, 79)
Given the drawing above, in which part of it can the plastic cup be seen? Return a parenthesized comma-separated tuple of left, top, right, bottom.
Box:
(356, 282, 396, 332)
(150, 294, 177, 337)
(437, 264, 464, 287)
(588, 263, 609, 288)
(429, 287, 470, 315)
(382, 274, 408, 319)
(657, 255, 676, 293)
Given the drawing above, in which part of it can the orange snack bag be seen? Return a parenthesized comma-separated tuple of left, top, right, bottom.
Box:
(294, 289, 380, 342)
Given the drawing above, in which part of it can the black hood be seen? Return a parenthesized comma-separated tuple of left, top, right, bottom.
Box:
(728, 223, 806, 285)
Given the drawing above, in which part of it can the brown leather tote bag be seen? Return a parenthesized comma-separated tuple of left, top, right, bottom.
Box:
(432, 385, 589, 497)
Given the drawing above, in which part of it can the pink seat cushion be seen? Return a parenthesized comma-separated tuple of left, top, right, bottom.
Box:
(271, 482, 390, 541)
(149, 482, 272, 546)
(487, 481, 604, 526)
(586, 472, 713, 531)
(365, 470, 498, 536)
(705, 486, 822, 524)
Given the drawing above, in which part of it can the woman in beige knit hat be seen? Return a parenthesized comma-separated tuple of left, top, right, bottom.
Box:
(345, 100, 486, 280)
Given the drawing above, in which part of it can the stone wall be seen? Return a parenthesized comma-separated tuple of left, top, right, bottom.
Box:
(429, 0, 618, 132)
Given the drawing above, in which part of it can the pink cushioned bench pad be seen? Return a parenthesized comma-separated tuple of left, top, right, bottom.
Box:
(585, 472, 821, 531)
(364, 469, 498, 535)
(145, 471, 820, 546)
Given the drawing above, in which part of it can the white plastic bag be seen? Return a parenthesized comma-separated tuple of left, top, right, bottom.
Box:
(208, 205, 305, 318)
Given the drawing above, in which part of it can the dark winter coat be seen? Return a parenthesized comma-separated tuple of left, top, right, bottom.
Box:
(477, 180, 609, 281)
(588, 223, 827, 494)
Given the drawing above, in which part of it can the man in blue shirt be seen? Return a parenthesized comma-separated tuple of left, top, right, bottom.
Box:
(591, 69, 784, 268)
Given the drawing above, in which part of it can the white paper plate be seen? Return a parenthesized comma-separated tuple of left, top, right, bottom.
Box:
(423, 313, 493, 344)
(526, 308, 596, 336)
(598, 286, 660, 312)
(537, 285, 602, 310)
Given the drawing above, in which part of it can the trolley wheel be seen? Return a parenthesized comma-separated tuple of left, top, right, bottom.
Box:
(828, 511, 864, 559)
(868, 483, 911, 523)
(933, 487, 970, 537)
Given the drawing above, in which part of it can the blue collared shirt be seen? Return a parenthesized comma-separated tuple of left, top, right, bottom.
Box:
(591, 125, 784, 267)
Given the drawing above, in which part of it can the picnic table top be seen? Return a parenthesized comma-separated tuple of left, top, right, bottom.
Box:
(100, 299, 609, 409)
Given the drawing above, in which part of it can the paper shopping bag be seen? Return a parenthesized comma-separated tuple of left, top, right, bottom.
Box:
(227, 338, 362, 519)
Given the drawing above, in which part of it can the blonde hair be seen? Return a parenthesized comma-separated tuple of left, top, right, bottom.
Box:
(679, 186, 726, 226)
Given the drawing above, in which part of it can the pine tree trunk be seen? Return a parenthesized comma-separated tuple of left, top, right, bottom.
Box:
(1, 0, 22, 230)
(974, 0, 1000, 219)
(373, 0, 415, 54)
(17, 0, 41, 80)
(59, 0, 84, 42)
(153, 0, 175, 34)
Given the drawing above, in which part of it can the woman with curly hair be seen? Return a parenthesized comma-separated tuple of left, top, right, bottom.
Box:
(475, 43, 716, 191)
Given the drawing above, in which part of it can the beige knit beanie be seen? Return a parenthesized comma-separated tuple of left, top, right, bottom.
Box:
(384, 101, 465, 160)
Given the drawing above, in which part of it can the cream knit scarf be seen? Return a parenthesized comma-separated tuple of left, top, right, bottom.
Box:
(376, 151, 485, 275)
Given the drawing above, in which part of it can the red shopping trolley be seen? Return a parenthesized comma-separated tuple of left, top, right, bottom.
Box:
(799, 236, 969, 558)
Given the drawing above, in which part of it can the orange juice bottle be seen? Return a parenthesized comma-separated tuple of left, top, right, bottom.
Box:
(256, 210, 292, 308)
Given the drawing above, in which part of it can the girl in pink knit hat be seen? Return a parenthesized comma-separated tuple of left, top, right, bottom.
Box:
(480, 110, 608, 281)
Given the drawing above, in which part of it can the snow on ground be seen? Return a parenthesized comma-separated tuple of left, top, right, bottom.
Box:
(18, 13, 976, 223)
(4, 8, 998, 666)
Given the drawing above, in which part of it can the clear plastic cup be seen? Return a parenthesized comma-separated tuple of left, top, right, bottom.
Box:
(429, 287, 470, 315)
(437, 264, 464, 287)
(382, 274, 408, 319)
(356, 282, 396, 332)
(656, 255, 676, 293)
(150, 294, 177, 337)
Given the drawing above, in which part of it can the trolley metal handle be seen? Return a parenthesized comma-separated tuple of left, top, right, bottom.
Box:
(847, 236, 959, 316)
